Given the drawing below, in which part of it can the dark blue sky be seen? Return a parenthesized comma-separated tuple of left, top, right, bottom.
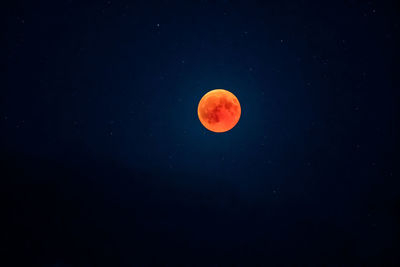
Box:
(2, 0, 399, 265)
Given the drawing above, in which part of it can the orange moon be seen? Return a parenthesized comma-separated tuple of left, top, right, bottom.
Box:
(197, 89, 241, 133)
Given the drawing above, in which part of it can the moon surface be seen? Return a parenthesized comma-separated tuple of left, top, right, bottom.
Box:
(198, 89, 241, 133)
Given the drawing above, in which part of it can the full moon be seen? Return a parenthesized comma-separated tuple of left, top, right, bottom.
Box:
(197, 89, 241, 133)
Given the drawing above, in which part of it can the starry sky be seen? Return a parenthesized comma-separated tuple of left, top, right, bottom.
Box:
(2, 0, 399, 266)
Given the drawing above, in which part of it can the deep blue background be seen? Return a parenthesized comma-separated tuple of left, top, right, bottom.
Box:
(2, 0, 399, 265)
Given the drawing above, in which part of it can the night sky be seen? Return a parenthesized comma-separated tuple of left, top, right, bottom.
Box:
(2, 0, 400, 266)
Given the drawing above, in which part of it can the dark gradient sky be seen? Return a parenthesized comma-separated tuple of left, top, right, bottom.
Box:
(2, 0, 399, 266)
